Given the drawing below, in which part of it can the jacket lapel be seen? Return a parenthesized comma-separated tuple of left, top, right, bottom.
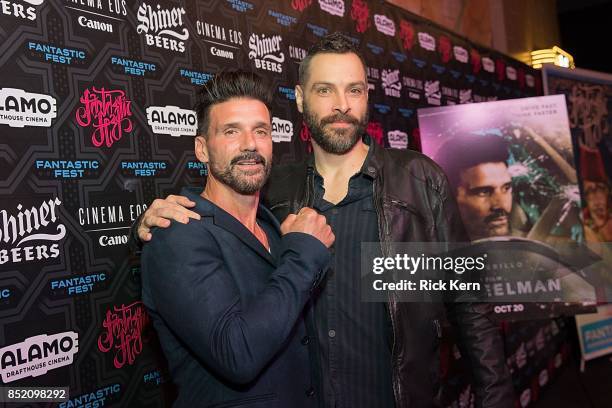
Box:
(212, 205, 277, 267)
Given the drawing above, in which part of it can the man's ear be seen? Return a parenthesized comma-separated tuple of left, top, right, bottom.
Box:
(195, 135, 209, 164)
(295, 84, 304, 113)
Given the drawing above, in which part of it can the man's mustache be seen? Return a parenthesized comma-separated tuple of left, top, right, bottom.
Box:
(484, 209, 509, 224)
(320, 113, 360, 126)
(230, 152, 266, 166)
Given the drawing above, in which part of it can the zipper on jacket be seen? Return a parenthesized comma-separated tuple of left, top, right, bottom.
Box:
(372, 178, 401, 405)
(304, 167, 315, 208)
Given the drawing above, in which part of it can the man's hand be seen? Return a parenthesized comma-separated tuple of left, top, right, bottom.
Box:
(281, 207, 335, 248)
(138, 195, 201, 241)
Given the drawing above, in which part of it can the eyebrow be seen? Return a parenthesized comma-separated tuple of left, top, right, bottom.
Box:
(311, 81, 367, 88)
(467, 186, 494, 195)
(220, 121, 271, 129)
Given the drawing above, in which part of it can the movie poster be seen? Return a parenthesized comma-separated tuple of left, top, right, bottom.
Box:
(544, 66, 612, 363)
(544, 66, 612, 259)
(417, 95, 596, 320)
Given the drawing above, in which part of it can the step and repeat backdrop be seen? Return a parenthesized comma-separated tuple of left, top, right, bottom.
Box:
(1, 0, 542, 406)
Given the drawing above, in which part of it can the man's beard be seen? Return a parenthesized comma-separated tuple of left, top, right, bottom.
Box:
(303, 101, 368, 155)
(482, 208, 511, 237)
(208, 151, 271, 195)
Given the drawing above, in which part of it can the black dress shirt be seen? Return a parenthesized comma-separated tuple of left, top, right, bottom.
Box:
(309, 153, 395, 408)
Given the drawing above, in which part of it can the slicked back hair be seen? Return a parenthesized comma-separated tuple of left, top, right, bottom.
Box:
(298, 32, 367, 85)
(194, 71, 272, 137)
(434, 134, 510, 194)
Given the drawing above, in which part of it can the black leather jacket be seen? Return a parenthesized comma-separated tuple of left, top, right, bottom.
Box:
(262, 140, 514, 408)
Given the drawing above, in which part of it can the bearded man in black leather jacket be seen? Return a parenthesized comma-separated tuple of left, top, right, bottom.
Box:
(134, 33, 514, 408)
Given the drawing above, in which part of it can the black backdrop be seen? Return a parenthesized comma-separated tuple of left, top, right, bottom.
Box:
(0, 0, 544, 406)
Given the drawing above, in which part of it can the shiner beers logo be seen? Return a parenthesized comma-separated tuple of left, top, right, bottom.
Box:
(146, 105, 197, 137)
(381, 69, 401, 98)
(75, 87, 133, 148)
(0, 88, 56, 127)
(2, 0, 42, 21)
(248, 33, 284, 73)
(0, 331, 79, 383)
(136, 2, 189, 52)
(0, 198, 65, 265)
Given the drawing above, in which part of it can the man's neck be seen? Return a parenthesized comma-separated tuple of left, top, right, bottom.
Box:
(201, 178, 259, 232)
(312, 139, 369, 180)
(311, 139, 369, 204)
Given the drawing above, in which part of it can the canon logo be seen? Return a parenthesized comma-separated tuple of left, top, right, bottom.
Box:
(99, 234, 128, 247)
(210, 46, 234, 59)
(78, 16, 113, 33)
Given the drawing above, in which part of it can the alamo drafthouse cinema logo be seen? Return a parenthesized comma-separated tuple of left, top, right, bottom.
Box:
(0, 88, 56, 127)
(0, 198, 65, 265)
(0, 331, 79, 383)
(146, 105, 197, 137)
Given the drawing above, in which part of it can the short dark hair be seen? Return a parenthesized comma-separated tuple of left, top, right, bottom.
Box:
(434, 134, 510, 193)
(298, 32, 367, 85)
(194, 71, 272, 136)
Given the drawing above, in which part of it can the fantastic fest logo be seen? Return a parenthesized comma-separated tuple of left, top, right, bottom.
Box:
(0, 88, 56, 128)
(146, 105, 197, 137)
(399, 20, 415, 51)
(350, 0, 370, 33)
(470, 49, 482, 74)
(0, 198, 66, 265)
(75, 87, 133, 148)
(291, 0, 312, 12)
(136, 2, 189, 52)
(299, 121, 314, 153)
(438, 36, 452, 63)
(366, 122, 384, 146)
(0, 331, 78, 383)
(97, 301, 150, 369)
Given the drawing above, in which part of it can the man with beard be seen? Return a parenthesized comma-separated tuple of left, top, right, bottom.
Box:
(433, 135, 513, 241)
(135, 34, 513, 407)
(140, 71, 334, 407)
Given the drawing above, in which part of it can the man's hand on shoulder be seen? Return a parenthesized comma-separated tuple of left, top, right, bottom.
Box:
(138, 195, 201, 241)
(281, 207, 335, 248)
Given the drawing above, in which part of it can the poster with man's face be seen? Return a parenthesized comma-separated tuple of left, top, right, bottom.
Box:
(418, 94, 580, 243)
(418, 95, 597, 320)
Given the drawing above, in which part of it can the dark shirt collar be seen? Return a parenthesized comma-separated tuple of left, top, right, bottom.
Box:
(307, 133, 376, 180)
(180, 186, 280, 232)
